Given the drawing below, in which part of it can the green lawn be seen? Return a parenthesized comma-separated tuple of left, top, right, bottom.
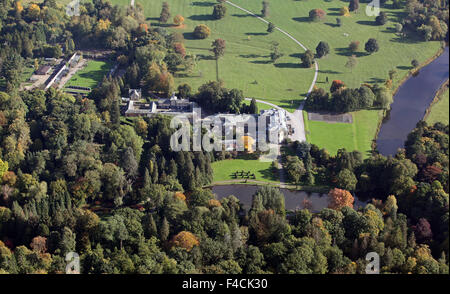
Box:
(110, 0, 316, 111)
(242, 99, 277, 112)
(107, 0, 440, 109)
(211, 158, 278, 183)
(104, 0, 441, 155)
(303, 109, 382, 157)
(426, 87, 449, 125)
(65, 60, 113, 89)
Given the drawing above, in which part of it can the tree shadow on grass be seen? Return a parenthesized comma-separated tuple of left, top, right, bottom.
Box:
(329, 12, 342, 17)
(246, 32, 268, 36)
(335, 47, 367, 57)
(274, 63, 300, 69)
(318, 69, 342, 74)
(188, 14, 215, 21)
(365, 77, 385, 84)
(289, 53, 303, 59)
(390, 36, 422, 44)
(278, 99, 302, 110)
(232, 14, 252, 18)
(397, 65, 413, 70)
(250, 60, 272, 65)
(191, 1, 215, 6)
(183, 32, 197, 40)
(258, 167, 278, 181)
(292, 17, 311, 23)
(381, 26, 397, 34)
(328, 7, 341, 12)
(356, 20, 377, 26)
(197, 54, 215, 61)
(240, 54, 264, 58)
(325, 22, 339, 28)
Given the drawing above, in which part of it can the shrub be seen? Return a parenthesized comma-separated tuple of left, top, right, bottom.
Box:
(365, 38, 379, 54)
(328, 188, 354, 210)
(340, 7, 350, 16)
(213, 3, 227, 19)
(173, 42, 186, 58)
(349, 40, 360, 52)
(193, 24, 211, 39)
(301, 50, 315, 68)
(330, 80, 345, 93)
(316, 41, 330, 58)
(349, 0, 360, 12)
(375, 11, 388, 25)
(171, 231, 199, 251)
(309, 9, 326, 21)
(173, 14, 184, 26)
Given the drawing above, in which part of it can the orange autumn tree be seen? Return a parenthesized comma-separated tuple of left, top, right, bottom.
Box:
(173, 42, 186, 58)
(208, 199, 222, 208)
(30, 236, 47, 254)
(239, 135, 255, 153)
(173, 14, 185, 26)
(28, 3, 41, 20)
(171, 231, 199, 251)
(330, 80, 346, 93)
(174, 191, 186, 202)
(328, 188, 354, 210)
(15, 1, 23, 15)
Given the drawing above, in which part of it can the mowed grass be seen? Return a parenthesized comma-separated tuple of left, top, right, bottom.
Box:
(230, 0, 441, 90)
(426, 87, 449, 125)
(242, 99, 277, 111)
(65, 60, 113, 89)
(110, 0, 315, 111)
(211, 159, 278, 183)
(105, 0, 442, 156)
(303, 109, 382, 157)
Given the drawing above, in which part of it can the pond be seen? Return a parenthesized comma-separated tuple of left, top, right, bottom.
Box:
(376, 47, 449, 156)
(211, 185, 367, 212)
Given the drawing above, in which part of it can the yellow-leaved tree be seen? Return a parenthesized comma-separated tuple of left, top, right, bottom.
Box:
(171, 231, 199, 251)
(28, 3, 41, 20)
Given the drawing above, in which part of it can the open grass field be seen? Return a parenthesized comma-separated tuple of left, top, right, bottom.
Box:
(303, 109, 382, 157)
(22, 0, 442, 175)
(65, 60, 113, 89)
(426, 87, 449, 126)
(109, 0, 316, 111)
(104, 0, 442, 159)
(211, 158, 278, 183)
(109, 0, 440, 109)
(242, 99, 277, 112)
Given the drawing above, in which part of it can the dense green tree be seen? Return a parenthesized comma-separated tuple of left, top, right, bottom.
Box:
(365, 38, 379, 54)
(316, 41, 330, 58)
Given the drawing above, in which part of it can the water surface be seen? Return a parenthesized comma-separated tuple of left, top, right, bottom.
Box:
(377, 47, 449, 156)
(212, 185, 366, 212)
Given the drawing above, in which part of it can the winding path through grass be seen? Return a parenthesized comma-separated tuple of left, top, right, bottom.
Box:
(226, 0, 318, 143)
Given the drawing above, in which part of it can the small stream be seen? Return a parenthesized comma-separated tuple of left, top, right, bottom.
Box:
(377, 47, 449, 156)
(211, 185, 367, 212)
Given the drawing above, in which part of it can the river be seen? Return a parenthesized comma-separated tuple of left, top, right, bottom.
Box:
(211, 185, 367, 212)
(376, 47, 449, 156)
